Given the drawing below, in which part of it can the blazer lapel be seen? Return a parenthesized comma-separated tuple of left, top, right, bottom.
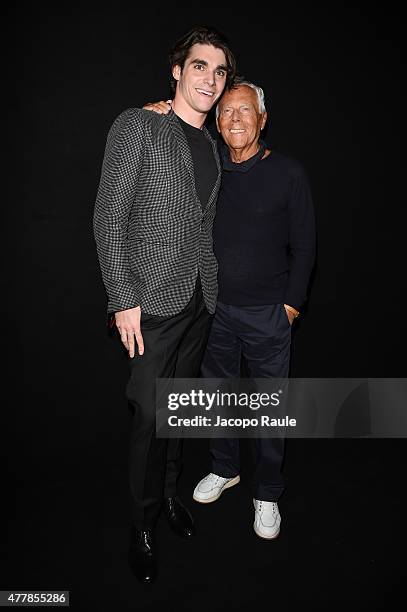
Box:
(202, 126, 222, 215)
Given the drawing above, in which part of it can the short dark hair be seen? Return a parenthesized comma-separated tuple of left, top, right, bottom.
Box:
(168, 25, 237, 95)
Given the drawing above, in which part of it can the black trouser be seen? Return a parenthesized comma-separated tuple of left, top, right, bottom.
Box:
(126, 277, 212, 529)
(201, 301, 291, 502)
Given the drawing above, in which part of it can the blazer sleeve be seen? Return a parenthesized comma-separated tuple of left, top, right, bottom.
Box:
(93, 108, 146, 314)
(284, 163, 316, 311)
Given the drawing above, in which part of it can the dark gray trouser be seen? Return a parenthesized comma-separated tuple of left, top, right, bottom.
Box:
(201, 301, 291, 502)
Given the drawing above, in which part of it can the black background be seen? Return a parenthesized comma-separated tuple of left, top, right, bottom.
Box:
(5, 3, 404, 611)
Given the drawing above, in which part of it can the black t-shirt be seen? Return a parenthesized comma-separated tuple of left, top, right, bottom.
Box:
(177, 115, 218, 211)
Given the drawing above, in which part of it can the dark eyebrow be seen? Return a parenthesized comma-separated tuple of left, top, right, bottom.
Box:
(190, 58, 208, 66)
(190, 58, 228, 72)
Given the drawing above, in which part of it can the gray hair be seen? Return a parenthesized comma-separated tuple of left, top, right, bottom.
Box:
(216, 80, 266, 118)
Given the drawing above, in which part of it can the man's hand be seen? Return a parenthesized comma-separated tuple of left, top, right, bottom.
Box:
(142, 100, 172, 114)
(115, 307, 144, 358)
(283, 304, 296, 326)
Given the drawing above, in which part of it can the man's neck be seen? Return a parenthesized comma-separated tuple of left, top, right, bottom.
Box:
(171, 96, 207, 129)
(228, 143, 261, 163)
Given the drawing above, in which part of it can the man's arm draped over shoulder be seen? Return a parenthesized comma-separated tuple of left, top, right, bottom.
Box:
(284, 163, 316, 311)
(93, 109, 146, 314)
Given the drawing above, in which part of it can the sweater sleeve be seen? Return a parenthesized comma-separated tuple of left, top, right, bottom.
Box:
(284, 163, 316, 311)
(93, 109, 146, 314)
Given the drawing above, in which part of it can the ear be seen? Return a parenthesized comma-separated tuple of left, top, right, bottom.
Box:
(261, 111, 268, 130)
(216, 116, 221, 133)
(172, 64, 181, 81)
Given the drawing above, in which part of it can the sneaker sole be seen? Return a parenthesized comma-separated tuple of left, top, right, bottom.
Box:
(193, 475, 240, 504)
(253, 523, 280, 540)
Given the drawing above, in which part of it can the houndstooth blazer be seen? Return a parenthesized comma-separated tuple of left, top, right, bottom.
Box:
(93, 108, 222, 316)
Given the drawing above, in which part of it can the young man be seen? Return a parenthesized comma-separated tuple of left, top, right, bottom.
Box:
(145, 80, 316, 540)
(93, 27, 236, 583)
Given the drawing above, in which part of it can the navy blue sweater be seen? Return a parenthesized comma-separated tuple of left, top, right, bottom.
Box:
(214, 144, 316, 310)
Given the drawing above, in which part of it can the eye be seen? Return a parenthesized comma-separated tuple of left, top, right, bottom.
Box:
(221, 108, 232, 115)
(194, 64, 205, 70)
(216, 69, 226, 77)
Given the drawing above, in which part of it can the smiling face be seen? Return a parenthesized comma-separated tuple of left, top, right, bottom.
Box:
(172, 43, 228, 124)
(216, 85, 267, 161)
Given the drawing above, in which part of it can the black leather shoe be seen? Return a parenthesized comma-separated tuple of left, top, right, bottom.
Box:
(128, 528, 157, 584)
(163, 496, 195, 539)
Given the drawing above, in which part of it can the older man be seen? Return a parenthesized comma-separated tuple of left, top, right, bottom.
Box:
(145, 79, 316, 539)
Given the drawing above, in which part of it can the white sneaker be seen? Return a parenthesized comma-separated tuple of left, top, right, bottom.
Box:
(253, 499, 281, 539)
(193, 473, 240, 503)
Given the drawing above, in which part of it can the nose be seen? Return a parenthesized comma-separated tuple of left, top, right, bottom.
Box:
(204, 72, 215, 87)
(231, 109, 241, 121)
